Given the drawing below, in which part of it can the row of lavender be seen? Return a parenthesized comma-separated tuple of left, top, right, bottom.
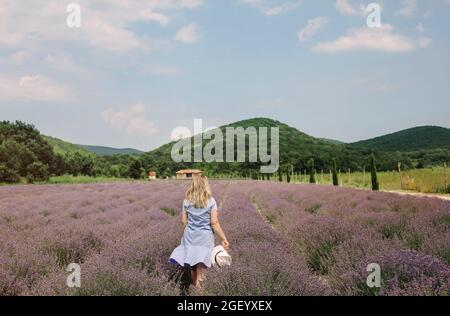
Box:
(0, 182, 192, 295)
(249, 182, 450, 295)
(1, 181, 449, 295)
(202, 182, 328, 295)
(0, 181, 327, 296)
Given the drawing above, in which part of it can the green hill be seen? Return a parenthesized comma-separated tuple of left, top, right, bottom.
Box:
(43, 135, 143, 156)
(140, 118, 386, 177)
(351, 126, 450, 151)
(320, 138, 345, 145)
(78, 145, 143, 156)
(3, 119, 450, 182)
(140, 118, 450, 177)
(43, 135, 91, 155)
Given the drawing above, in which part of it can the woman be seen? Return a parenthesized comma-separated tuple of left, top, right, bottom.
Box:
(169, 175, 229, 288)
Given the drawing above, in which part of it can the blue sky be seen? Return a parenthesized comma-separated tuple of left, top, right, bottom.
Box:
(1, 0, 449, 151)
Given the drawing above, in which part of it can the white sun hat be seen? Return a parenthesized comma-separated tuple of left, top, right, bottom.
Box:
(211, 245, 232, 268)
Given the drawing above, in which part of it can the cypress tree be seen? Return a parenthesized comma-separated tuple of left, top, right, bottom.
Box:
(286, 166, 291, 183)
(332, 158, 339, 186)
(129, 159, 143, 179)
(370, 153, 379, 191)
(308, 158, 316, 184)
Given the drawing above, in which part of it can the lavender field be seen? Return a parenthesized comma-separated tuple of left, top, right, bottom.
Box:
(0, 181, 449, 296)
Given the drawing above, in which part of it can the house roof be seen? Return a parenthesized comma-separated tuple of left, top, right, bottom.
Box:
(176, 169, 202, 175)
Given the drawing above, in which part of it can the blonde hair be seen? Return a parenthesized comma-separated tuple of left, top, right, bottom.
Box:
(185, 175, 211, 208)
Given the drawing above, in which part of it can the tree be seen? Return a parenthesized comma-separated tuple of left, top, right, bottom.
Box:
(286, 165, 291, 183)
(51, 153, 66, 176)
(278, 168, 283, 182)
(0, 139, 36, 176)
(416, 160, 425, 169)
(332, 158, 339, 186)
(308, 158, 316, 184)
(79, 155, 95, 176)
(65, 152, 82, 176)
(0, 163, 20, 183)
(129, 159, 143, 179)
(27, 162, 49, 183)
(109, 165, 121, 178)
(64, 152, 95, 176)
(0, 121, 57, 179)
(371, 153, 379, 191)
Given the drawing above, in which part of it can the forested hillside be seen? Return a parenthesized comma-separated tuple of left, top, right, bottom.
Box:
(351, 126, 450, 151)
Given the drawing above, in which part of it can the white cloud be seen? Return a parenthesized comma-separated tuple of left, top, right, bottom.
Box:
(175, 23, 201, 43)
(240, 0, 302, 17)
(101, 104, 159, 137)
(261, 1, 302, 16)
(87, 18, 146, 52)
(0, 75, 72, 102)
(312, 24, 416, 53)
(298, 17, 328, 42)
(45, 54, 86, 74)
(335, 0, 366, 16)
(139, 10, 170, 26)
(0, 0, 204, 52)
(396, 0, 417, 17)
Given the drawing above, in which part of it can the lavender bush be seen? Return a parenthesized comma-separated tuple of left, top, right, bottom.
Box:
(202, 186, 328, 296)
(334, 250, 450, 296)
(0, 180, 449, 296)
(249, 182, 450, 296)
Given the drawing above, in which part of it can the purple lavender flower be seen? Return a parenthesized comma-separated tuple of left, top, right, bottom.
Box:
(1, 180, 449, 296)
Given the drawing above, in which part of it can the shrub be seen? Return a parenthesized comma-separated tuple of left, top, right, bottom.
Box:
(336, 250, 450, 296)
(295, 219, 352, 275)
(27, 161, 49, 183)
(0, 163, 20, 183)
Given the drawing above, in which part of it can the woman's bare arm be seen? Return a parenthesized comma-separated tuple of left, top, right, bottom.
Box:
(181, 209, 188, 233)
(211, 209, 230, 250)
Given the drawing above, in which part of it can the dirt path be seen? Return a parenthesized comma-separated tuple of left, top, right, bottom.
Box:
(250, 198, 276, 230)
(383, 190, 450, 201)
(290, 181, 450, 201)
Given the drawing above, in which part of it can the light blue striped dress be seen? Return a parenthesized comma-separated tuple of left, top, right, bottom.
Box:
(169, 197, 218, 268)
